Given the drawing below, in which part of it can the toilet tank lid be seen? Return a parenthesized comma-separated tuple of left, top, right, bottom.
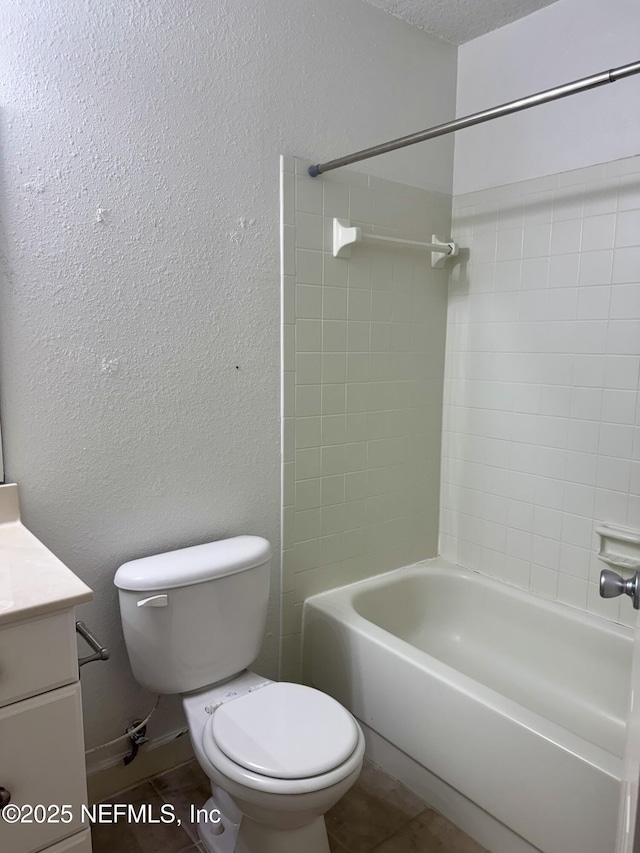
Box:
(114, 536, 271, 592)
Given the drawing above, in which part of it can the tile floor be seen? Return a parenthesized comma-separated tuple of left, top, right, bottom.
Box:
(90, 757, 488, 852)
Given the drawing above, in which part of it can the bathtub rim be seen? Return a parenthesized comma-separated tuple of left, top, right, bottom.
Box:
(304, 555, 632, 646)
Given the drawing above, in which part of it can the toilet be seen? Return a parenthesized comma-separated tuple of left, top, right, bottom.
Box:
(114, 535, 364, 853)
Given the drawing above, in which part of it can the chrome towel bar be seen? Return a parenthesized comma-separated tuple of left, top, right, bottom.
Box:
(76, 620, 110, 668)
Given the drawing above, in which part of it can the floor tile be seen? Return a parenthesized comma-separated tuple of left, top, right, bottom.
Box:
(370, 808, 489, 853)
(329, 833, 352, 852)
(92, 755, 486, 853)
(151, 760, 212, 844)
(325, 759, 425, 852)
(90, 781, 195, 853)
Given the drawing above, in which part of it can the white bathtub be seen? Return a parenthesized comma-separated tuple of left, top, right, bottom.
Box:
(302, 557, 632, 853)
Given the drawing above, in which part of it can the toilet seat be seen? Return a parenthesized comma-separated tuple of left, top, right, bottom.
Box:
(211, 682, 359, 779)
(201, 682, 365, 795)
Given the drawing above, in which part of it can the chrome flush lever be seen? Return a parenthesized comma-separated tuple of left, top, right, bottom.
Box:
(599, 569, 640, 610)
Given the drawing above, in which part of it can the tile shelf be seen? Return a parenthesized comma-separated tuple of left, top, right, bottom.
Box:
(596, 523, 640, 572)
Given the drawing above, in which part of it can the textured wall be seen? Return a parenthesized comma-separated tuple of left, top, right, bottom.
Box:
(442, 155, 640, 626)
(454, 0, 640, 193)
(0, 0, 456, 767)
(281, 158, 451, 678)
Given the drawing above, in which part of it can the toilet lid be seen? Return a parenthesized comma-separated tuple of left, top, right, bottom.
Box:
(209, 682, 359, 779)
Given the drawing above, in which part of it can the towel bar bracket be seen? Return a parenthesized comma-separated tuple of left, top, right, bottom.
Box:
(76, 620, 110, 670)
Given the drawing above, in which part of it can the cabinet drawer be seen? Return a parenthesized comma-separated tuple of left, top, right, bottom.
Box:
(0, 683, 88, 853)
(0, 611, 77, 707)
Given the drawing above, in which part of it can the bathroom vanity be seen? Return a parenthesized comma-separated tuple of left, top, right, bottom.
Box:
(0, 484, 94, 853)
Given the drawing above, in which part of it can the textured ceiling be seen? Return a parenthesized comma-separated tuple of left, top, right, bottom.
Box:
(360, 0, 561, 44)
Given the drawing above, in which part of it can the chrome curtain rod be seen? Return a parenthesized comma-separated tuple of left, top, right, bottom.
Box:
(308, 60, 640, 178)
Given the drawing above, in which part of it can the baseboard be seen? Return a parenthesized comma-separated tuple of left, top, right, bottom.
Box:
(86, 729, 195, 804)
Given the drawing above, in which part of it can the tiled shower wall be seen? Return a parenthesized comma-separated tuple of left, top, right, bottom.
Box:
(441, 156, 640, 626)
(280, 157, 451, 678)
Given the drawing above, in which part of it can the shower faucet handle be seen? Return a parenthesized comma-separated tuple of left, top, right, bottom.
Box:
(599, 568, 640, 610)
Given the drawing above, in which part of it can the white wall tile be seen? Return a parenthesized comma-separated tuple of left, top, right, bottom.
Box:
(497, 228, 524, 261)
(295, 478, 321, 510)
(296, 284, 322, 318)
(581, 214, 615, 252)
(348, 289, 372, 321)
(283, 159, 447, 646)
(322, 320, 347, 352)
(616, 177, 640, 212)
(442, 157, 640, 626)
(547, 288, 577, 321)
(296, 448, 321, 480)
(607, 321, 640, 355)
(295, 353, 322, 384)
(557, 573, 588, 610)
(297, 318, 322, 352)
(551, 219, 581, 255)
(548, 254, 579, 289)
(583, 180, 618, 217)
(322, 353, 347, 384)
(522, 256, 550, 290)
(601, 389, 637, 424)
(324, 182, 350, 219)
(296, 176, 324, 214)
(295, 385, 321, 417)
(324, 255, 349, 288)
(287, 156, 639, 639)
(296, 250, 322, 285)
(609, 284, 640, 319)
(295, 212, 324, 250)
(603, 356, 640, 391)
(598, 424, 635, 458)
(615, 209, 640, 248)
(576, 285, 610, 320)
(596, 457, 631, 492)
(295, 417, 321, 449)
(612, 247, 640, 283)
(578, 249, 613, 286)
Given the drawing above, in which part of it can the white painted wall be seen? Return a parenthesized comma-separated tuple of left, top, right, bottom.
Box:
(454, 0, 640, 194)
(0, 0, 456, 767)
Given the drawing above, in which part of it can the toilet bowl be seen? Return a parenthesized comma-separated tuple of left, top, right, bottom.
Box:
(183, 672, 365, 853)
(114, 536, 364, 853)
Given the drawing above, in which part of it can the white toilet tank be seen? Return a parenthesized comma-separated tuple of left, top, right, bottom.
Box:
(114, 536, 271, 694)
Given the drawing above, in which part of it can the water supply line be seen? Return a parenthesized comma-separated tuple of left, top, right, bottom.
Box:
(84, 696, 161, 756)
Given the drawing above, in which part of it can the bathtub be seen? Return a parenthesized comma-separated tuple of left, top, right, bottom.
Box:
(302, 557, 633, 853)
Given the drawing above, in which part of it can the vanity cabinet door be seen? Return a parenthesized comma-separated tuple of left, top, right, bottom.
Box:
(0, 682, 88, 853)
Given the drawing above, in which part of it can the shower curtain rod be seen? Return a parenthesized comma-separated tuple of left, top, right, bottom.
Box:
(308, 60, 640, 178)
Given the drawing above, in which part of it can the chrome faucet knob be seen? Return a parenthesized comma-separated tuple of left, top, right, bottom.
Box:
(600, 568, 640, 609)
(600, 569, 626, 598)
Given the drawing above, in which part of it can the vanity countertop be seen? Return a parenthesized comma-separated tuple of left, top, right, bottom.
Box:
(0, 484, 93, 627)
